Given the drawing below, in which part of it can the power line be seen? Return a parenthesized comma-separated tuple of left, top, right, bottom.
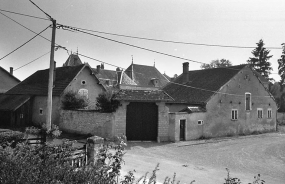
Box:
(14, 51, 51, 71)
(0, 25, 50, 61)
(78, 53, 125, 69)
(29, 0, 52, 20)
(0, 9, 49, 21)
(66, 25, 282, 50)
(59, 25, 206, 65)
(0, 11, 52, 43)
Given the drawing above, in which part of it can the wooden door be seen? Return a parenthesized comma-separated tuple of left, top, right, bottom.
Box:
(126, 102, 158, 141)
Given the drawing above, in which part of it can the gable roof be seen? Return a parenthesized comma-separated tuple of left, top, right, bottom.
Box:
(7, 64, 86, 96)
(163, 65, 247, 104)
(0, 94, 30, 111)
(125, 64, 169, 88)
(91, 68, 137, 89)
(114, 89, 173, 102)
(0, 67, 21, 93)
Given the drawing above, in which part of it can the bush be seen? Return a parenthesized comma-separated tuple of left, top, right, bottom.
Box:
(96, 90, 120, 112)
(61, 90, 89, 110)
(0, 130, 24, 145)
(0, 136, 266, 184)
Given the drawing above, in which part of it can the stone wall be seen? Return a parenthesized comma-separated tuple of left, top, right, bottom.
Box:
(59, 110, 115, 139)
(277, 112, 285, 125)
(156, 102, 170, 142)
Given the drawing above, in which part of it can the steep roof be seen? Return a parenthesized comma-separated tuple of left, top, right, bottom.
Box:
(91, 68, 137, 89)
(63, 54, 83, 66)
(125, 64, 169, 88)
(0, 67, 21, 93)
(114, 89, 173, 102)
(7, 64, 86, 96)
(0, 94, 30, 111)
(163, 65, 247, 104)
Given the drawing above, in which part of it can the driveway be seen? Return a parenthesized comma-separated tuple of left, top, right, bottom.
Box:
(120, 133, 285, 184)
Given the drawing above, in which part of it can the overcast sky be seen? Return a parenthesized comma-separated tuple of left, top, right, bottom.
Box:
(1, 0, 284, 81)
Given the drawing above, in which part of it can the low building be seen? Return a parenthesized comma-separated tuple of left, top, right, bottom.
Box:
(163, 62, 277, 141)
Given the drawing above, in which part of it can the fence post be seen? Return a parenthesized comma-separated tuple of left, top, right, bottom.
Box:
(86, 136, 104, 164)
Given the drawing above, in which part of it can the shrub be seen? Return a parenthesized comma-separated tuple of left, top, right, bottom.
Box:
(96, 90, 120, 112)
(0, 130, 24, 145)
(61, 90, 89, 110)
(0, 136, 266, 184)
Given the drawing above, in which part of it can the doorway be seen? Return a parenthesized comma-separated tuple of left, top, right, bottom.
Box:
(179, 119, 186, 141)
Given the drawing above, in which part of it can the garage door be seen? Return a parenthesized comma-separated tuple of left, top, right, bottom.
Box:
(126, 102, 158, 141)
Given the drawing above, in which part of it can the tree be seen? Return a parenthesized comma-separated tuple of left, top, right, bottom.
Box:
(247, 39, 273, 81)
(200, 59, 232, 69)
(96, 90, 120, 112)
(278, 43, 285, 91)
(61, 90, 89, 110)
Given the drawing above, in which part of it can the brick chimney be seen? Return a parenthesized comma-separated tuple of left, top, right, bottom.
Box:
(97, 65, 100, 72)
(183, 62, 189, 83)
(9, 67, 13, 75)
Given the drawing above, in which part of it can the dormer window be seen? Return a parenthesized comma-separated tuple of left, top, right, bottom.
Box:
(151, 78, 159, 87)
(106, 80, 111, 86)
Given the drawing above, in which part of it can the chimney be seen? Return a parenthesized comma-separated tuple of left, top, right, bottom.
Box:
(53, 61, 56, 82)
(101, 63, 104, 69)
(97, 65, 100, 72)
(117, 70, 122, 85)
(10, 67, 13, 75)
(182, 62, 189, 83)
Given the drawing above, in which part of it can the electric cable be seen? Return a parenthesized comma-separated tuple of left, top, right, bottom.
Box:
(65, 25, 282, 50)
(0, 9, 49, 20)
(29, 0, 52, 20)
(0, 25, 50, 60)
(14, 51, 51, 71)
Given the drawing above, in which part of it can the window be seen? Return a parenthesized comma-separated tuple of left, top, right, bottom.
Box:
(245, 93, 251, 111)
(257, 108, 263, 119)
(231, 109, 238, 120)
(197, 120, 204, 125)
(81, 80, 86, 85)
(78, 88, 88, 98)
(267, 109, 272, 119)
(39, 108, 43, 115)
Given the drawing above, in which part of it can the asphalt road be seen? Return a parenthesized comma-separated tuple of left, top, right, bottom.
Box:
(121, 133, 285, 184)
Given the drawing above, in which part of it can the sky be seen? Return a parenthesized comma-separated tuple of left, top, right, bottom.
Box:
(1, 0, 284, 81)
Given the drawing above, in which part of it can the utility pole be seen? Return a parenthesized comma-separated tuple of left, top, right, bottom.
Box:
(46, 19, 56, 131)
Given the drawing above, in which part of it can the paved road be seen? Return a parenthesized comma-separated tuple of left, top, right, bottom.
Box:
(121, 133, 285, 184)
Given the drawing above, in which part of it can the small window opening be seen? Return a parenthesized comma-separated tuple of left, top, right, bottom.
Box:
(81, 80, 86, 85)
(197, 120, 204, 125)
(267, 109, 272, 119)
(257, 108, 263, 119)
(231, 109, 238, 120)
(39, 108, 43, 115)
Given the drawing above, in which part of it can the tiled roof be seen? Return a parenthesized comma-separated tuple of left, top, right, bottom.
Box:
(92, 68, 117, 81)
(0, 67, 21, 93)
(114, 89, 174, 102)
(7, 65, 85, 96)
(125, 64, 169, 88)
(121, 73, 137, 85)
(92, 68, 137, 89)
(0, 94, 30, 111)
(163, 65, 246, 104)
(63, 54, 83, 66)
